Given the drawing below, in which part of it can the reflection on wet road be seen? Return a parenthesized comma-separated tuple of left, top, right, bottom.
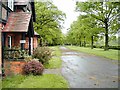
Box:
(60, 46, 118, 88)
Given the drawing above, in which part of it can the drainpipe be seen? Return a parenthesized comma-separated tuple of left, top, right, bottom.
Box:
(28, 32, 31, 55)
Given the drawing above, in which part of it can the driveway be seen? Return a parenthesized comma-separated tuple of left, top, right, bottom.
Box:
(60, 46, 118, 88)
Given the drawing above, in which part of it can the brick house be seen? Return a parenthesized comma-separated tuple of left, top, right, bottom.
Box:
(1, 0, 39, 56)
(0, 0, 39, 75)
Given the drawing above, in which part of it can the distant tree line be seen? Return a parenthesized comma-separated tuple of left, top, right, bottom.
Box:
(66, 1, 120, 50)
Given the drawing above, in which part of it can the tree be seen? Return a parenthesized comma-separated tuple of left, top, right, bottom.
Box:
(66, 14, 101, 49)
(76, 1, 120, 50)
(34, 1, 66, 46)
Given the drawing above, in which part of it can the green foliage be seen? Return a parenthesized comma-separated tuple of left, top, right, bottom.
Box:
(34, 1, 66, 46)
(4, 47, 28, 60)
(22, 60, 44, 75)
(33, 47, 52, 64)
(24, 55, 32, 62)
(66, 15, 100, 48)
(2, 74, 69, 88)
(76, 1, 120, 50)
(44, 46, 62, 69)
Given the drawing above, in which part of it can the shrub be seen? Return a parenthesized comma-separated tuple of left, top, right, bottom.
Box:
(4, 46, 29, 59)
(24, 55, 32, 62)
(33, 47, 52, 64)
(22, 60, 44, 75)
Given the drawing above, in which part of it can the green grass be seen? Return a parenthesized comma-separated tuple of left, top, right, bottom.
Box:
(44, 46, 62, 69)
(2, 75, 26, 88)
(2, 74, 69, 88)
(67, 46, 118, 60)
(44, 57, 62, 69)
(0, 78, 2, 90)
(49, 46, 61, 57)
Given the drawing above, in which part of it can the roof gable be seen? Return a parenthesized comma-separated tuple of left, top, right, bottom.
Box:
(2, 12, 31, 32)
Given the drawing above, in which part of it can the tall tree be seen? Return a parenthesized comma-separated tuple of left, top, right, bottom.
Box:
(34, 1, 66, 46)
(66, 15, 101, 49)
(76, 1, 120, 50)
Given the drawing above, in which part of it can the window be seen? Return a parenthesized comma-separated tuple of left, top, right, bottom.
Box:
(8, 36, 12, 49)
(8, 0, 14, 11)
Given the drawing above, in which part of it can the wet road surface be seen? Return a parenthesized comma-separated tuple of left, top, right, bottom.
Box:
(60, 47, 118, 88)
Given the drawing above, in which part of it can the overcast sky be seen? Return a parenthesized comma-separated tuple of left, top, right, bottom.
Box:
(51, 0, 81, 34)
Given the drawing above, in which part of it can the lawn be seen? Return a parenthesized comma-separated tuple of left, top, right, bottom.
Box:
(67, 46, 118, 60)
(0, 79, 1, 90)
(49, 46, 62, 57)
(44, 57, 62, 69)
(2, 74, 69, 88)
(44, 46, 62, 69)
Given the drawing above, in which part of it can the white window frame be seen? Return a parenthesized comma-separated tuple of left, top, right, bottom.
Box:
(8, 0, 14, 11)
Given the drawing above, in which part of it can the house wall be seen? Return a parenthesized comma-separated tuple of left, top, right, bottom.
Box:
(25, 36, 38, 50)
(5, 33, 38, 50)
(25, 37, 29, 49)
(33, 36, 38, 49)
(4, 60, 26, 75)
(5, 33, 22, 48)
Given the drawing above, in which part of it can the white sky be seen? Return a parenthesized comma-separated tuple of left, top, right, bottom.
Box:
(51, 0, 82, 34)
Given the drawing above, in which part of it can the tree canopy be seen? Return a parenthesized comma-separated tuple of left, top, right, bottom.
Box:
(34, 1, 66, 46)
(66, 1, 120, 50)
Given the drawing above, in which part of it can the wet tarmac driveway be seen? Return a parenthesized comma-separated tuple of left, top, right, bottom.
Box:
(60, 47, 118, 88)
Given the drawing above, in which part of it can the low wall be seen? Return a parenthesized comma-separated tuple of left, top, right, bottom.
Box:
(4, 60, 26, 76)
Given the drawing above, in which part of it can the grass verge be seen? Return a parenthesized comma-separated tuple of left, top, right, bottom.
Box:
(44, 57, 62, 69)
(2, 74, 69, 88)
(49, 46, 61, 57)
(67, 46, 118, 60)
(44, 46, 62, 69)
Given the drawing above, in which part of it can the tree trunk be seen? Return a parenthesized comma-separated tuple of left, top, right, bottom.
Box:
(80, 40, 82, 47)
(79, 37, 82, 47)
(91, 35, 94, 49)
(84, 36, 86, 47)
(104, 19, 109, 51)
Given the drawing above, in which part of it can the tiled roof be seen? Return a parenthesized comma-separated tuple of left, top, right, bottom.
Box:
(2, 12, 31, 32)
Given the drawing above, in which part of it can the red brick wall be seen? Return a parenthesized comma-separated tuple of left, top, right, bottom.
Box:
(25, 36, 38, 50)
(5, 33, 38, 50)
(33, 36, 38, 49)
(4, 60, 26, 76)
(25, 37, 29, 49)
(15, 9, 24, 12)
(5, 33, 22, 48)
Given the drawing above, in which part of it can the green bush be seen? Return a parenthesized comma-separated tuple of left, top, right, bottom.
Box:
(24, 55, 32, 62)
(33, 47, 52, 64)
(22, 60, 44, 75)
